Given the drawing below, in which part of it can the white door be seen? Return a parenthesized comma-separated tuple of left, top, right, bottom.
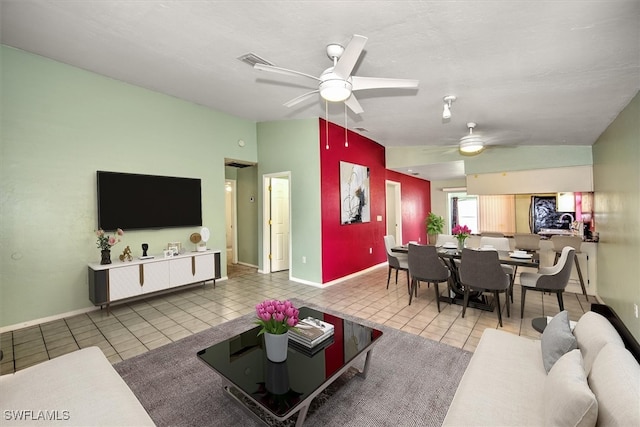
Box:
(270, 177, 290, 272)
(385, 180, 402, 243)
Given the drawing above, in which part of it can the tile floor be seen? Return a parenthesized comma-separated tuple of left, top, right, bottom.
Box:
(0, 263, 590, 375)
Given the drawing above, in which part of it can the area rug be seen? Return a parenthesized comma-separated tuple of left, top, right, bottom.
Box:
(114, 300, 472, 426)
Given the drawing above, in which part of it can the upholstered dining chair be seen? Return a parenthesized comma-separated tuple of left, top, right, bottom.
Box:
(459, 248, 511, 327)
(520, 246, 575, 318)
(550, 235, 588, 300)
(480, 232, 505, 237)
(479, 236, 516, 302)
(514, 233, 541, 253)
(407, 243, 451, 310)
(435, 234, 457, 247)
(383, 235, 410, 294)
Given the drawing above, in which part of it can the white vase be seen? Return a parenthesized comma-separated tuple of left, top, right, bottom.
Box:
(264, 332, 288, 362)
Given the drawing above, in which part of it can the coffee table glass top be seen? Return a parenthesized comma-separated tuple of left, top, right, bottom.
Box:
(197, 307, 383, 418)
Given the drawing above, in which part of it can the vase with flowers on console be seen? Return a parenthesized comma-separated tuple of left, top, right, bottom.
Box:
(95, 228, 124, 265)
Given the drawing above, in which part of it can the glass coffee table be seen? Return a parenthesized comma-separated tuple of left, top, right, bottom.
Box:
(197, 307, 383, 426)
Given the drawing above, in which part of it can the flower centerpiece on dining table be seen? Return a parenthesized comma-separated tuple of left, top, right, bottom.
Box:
(255, 299, 300, 362)
(95, 228, 124, 264)
(452, 224, 471, 250)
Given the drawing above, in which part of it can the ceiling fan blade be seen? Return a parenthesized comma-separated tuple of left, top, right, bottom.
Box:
(344, 94, 364, 115)
(351, 76, 419, 91)
(254, 63, 320, 83)
(283, 90, 319, 108)
(333, 34, 368, 79)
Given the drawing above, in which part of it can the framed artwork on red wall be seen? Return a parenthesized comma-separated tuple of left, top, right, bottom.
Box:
(340, 161, 370, 224)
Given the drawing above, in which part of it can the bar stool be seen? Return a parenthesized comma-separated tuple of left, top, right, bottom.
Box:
(550, 235, 588, 300)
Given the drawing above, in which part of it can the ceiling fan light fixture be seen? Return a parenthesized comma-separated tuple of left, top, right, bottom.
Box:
(459, 137, 484, 154)
(459, 122, 483, 154)
(442, 95, 456, 119)
(319, 78, 352, 102)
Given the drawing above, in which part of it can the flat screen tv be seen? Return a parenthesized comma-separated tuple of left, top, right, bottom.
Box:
(97, 171, 202, 230)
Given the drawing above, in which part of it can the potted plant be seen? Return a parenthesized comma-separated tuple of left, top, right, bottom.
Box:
(426, 212, 444, 245)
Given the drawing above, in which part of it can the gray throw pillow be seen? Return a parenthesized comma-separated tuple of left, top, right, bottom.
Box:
(541, 310, 578, 373)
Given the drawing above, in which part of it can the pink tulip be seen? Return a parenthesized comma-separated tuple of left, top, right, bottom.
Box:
(286, 316, 298, 327)
(274, 312, 285, 322)
(259, 312, 271, 322)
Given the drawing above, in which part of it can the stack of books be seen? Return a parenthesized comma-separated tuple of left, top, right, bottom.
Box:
(288, 317, 334, 348)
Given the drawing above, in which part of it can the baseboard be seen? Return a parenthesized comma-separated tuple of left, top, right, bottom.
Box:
(0, 306, 100, 334)
(236, 261, 258, 268)
(0, 277, 229, 334)
(289, 262, 387, 288)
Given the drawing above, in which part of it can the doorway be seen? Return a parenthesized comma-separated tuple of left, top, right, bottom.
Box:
(385, 180, 402, 243)
(262, 173, 291, 273)
(224, 180, 237, 264)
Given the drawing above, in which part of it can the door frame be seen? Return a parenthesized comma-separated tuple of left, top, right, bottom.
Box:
(262, 171, 292, 274)
(225, 179, 238, 264)
(385, 180, 402, 243)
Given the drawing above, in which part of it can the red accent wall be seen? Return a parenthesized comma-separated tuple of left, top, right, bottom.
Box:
(386, 169, 432, 244)
(319, 118, 431, 283)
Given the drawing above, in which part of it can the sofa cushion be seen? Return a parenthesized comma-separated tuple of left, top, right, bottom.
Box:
(573, 311, 624, 374)
(588, 343, 640, 427)
(442, 329, 546, 426)
(541, 310, 577, 373)
(544, 349, 598, 427)
(0, 347, 154, 426)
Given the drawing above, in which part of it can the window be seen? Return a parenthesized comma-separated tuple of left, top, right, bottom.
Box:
(448, 193, 515, 235)
(449, 193, 478, 233)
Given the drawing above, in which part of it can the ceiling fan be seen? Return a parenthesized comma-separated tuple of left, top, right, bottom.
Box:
(431, 122, 530, 156)
(253, 34, 419, 114)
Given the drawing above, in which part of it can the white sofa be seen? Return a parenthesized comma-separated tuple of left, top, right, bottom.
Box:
(443, 307, 640, 427)
(0, 346, 154, 426)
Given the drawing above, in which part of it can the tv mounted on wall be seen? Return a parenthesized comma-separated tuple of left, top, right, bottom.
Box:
(97, 171, 202, 231)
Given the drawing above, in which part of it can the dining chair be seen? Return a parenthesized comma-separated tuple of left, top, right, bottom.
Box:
(383, 235, 410, 294)
(550, 235, 588, 300)
(459, 248, 511, 327)
(513, 233, 541, 253)
(407, 243, 451, 310)
(435, 234, 457, 247)
(519, 246, 575, 318)
(480, 232, 505, 237)
(479, 236, 516, 302)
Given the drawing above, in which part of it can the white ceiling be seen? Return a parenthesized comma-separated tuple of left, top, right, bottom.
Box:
(2, 1, 639, 180)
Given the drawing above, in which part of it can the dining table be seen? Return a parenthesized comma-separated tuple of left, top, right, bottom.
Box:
(392, 245, 540, 311)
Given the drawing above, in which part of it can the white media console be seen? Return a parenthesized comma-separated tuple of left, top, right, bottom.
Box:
(88, 250, 221, 312)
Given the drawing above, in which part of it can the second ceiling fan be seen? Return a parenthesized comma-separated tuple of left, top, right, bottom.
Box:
(254, 34, 419, 114)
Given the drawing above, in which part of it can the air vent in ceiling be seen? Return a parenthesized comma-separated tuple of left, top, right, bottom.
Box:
(237, 53, 274, 67)
(354, 127, 368, 132)
(225, 161, 253, 168)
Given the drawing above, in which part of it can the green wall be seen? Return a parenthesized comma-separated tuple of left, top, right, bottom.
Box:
(0, 46, 258, 328)
(237, 166, 259, 266)
(224, 165, 259, 266)
(593, 91, 640, 341)
(256, 119, 322, 284)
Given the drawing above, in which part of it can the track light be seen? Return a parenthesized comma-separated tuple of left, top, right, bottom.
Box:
(443, 95, 456, 119)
